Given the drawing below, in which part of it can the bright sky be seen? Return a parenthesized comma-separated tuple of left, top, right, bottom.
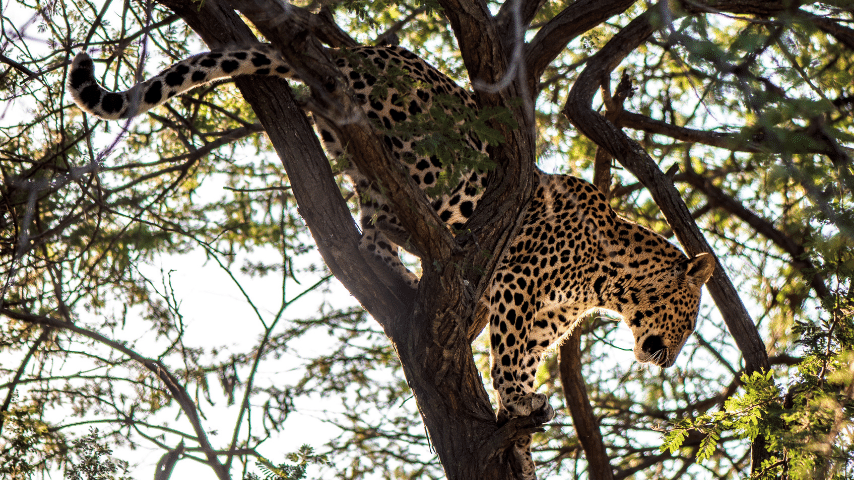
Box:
(132, 248, 348, 479)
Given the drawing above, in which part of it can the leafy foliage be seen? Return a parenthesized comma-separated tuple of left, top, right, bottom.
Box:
(381, 92, 513, 196)
(663, 240, 854, 479)
(65, 429, 132, 480)
(245, 445, 329, 480)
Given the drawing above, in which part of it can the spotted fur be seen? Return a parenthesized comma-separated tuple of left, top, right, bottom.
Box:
(69, 44, 485, 287)
(68, 43, 715, 479)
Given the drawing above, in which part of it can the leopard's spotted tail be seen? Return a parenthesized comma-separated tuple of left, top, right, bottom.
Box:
(68, 44, 295, 120)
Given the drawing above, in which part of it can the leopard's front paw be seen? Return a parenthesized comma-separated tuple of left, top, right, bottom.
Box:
(501, 392, 553, 424)
(531, 400, 554, 425)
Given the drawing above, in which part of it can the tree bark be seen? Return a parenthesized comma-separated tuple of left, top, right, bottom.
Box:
(134, 0, 788, 477)
(154, 1, 534, 478)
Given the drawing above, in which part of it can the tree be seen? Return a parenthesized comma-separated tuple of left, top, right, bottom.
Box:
(1, 0, 852, 479)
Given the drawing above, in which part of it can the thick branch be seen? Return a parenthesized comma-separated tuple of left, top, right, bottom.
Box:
(593, 72, 634, 196)
(305, 7, 359, 48)
(154, 1, 529, 478)
(495, 0, 546, 39)
(563, 0, 768, 377)
(620, 112, 762, 152)
(435, 0, 504, 89)
(678, 0, 788, 15)
(525, 0, 636, 86)
(433, 0, 539, 339)
(619, 111, 851, 158)
(434, 0, 536, 198)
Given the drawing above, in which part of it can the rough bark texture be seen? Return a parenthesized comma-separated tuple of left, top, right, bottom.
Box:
(156, 0, 414, 318)
(153, 1, 533, 478)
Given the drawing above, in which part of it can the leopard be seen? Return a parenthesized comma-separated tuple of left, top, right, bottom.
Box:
(68, 43, 715, 479)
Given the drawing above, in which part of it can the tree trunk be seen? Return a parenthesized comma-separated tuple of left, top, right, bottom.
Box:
(155, 1, 534, 478)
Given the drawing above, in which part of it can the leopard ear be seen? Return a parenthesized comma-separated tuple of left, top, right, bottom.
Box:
(680, 252, 715, 287)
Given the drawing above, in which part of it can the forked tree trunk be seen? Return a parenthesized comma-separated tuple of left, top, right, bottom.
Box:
(156, 1, 533, 478)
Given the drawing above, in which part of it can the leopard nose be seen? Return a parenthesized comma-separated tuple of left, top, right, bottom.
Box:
(641, 335, 665, 357)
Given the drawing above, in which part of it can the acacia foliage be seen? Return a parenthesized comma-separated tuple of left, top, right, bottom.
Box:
(0, 0, 853, 479)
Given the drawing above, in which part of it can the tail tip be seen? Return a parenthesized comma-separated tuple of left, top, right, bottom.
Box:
(71, 52, 94, 71)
